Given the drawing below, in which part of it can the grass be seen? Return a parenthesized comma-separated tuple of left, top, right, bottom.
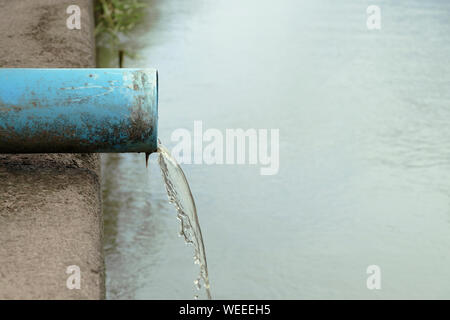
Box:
(94, 0, 147, 66)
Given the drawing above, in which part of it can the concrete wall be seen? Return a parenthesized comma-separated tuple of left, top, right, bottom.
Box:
(0, 0, 105, 299)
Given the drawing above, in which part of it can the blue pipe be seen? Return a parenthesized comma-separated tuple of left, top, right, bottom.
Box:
(0, 68, 158, 153)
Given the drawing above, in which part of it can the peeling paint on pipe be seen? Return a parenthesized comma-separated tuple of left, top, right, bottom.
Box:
(0, 68, 158, 153)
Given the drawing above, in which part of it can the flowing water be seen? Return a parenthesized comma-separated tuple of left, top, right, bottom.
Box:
(157, 143, 212, 299)
(101, 0, 450, 299)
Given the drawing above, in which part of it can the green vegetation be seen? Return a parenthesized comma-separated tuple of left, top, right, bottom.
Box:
(94, 0, 147, 66)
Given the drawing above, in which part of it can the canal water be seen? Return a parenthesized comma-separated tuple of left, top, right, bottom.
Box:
(101, 0, 450, 299)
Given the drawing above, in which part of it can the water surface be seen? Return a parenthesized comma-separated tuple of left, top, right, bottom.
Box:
(102, 0, 450, 299)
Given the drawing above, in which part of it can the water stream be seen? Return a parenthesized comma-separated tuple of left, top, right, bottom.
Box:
(157, 143, 212, 300)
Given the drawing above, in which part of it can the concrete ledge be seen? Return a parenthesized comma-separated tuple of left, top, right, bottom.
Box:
(0, 0, 104, 299)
